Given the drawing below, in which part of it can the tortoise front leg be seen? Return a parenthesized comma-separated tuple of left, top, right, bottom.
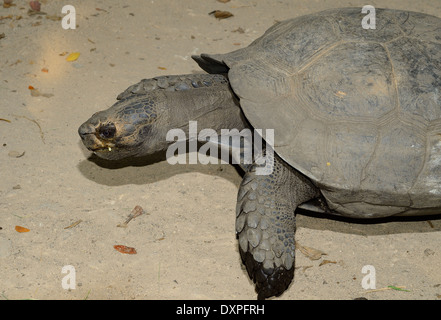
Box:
(236, 153, 319, 299)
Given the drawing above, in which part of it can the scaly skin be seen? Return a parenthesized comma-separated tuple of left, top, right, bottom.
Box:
(236, 151, 319, 299)
(78, 74, 245, 160)
(116, 74, 229, 99)
(78, 73, 321, 299)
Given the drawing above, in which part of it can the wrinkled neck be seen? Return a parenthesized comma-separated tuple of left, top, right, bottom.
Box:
(165, 80, 246, 135)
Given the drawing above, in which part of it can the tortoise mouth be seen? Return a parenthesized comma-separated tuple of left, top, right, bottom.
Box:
(89, 145, 125, 160)
(90, 145, 114, 153)
(79, 130, 116, 154)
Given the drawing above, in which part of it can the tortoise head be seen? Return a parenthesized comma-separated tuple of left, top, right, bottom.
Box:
(78, 94, 171, 160)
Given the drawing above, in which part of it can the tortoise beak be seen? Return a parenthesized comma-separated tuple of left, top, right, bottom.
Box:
(78, 122, 114, 152)
(78, 122, 97, 150)
(78, 122, 95, 138)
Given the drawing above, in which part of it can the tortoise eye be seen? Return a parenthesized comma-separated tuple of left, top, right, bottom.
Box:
(98, 123, 116, 139)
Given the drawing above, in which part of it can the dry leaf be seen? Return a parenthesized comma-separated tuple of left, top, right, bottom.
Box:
(3, 1, 15, 8)
(117, 205, 145, 228)
(303, 265, 313, 272)
(29, 1, 41, 12)
(334, 90, 347, 98)
(217, 0, 230, 3)
(113, 245, 137, 254)
(27, 10, 46, 17)
(45, 15, 61, 21)
(297, 242, 327, 260)
(15, 226, 30, 233)
(66, 52, 80, 62)
(232, 27, 245, 33)
(209, 10, 234, 19)
(8, 150, 25, 158)
(28, 86, 53, 98)
(9, 59, 21, 66)
(41, 67, 48, 73)
(319, 260, 337, 266)
(0, 14, 13, 20)
(158, 66, 167, 70)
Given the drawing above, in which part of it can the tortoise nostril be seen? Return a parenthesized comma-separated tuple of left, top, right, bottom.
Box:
(78, 123, 94, 137)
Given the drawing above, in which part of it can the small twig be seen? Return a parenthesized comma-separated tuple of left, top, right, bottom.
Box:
(83, 289, 91, 300)
(11, 114, 45, 144)
(64, 220, 83, 229)
(364, 285, 409, 293)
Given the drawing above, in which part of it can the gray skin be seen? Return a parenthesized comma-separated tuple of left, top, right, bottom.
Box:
(79, 8, 441, 299)
(78, 74, 317, 299)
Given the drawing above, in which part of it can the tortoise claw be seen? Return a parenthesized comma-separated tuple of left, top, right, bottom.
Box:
(240, 248, 294, 300)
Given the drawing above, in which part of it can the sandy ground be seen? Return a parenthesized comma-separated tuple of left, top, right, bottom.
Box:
(1, 0, 441, 301)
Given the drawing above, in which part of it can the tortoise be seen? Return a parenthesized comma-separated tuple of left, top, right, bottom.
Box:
(78, 7, 441, 299)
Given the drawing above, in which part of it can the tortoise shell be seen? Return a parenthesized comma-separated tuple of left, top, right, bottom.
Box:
(197, 8, 441, 218)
